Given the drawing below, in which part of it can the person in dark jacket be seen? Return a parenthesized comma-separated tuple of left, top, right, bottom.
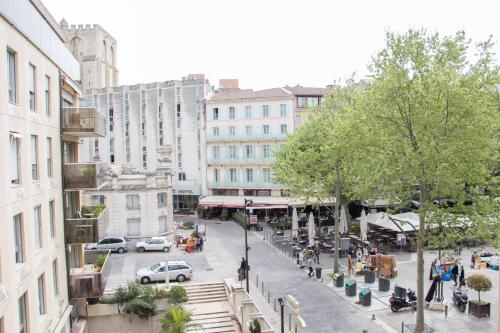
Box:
(459, 265, 465, 287)
(451, 264, 459, 286)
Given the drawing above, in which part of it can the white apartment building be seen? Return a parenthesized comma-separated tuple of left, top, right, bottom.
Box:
(203, 83, 331, 200)
(0, 0, 82, 332)
(79, 76, 209, 211)
(82, 148, 174, 238)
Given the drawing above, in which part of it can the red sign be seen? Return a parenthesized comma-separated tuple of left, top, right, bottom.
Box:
(250, 215, 258, 224)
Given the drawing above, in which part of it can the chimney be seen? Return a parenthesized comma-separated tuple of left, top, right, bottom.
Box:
(219, 79, 239, 90)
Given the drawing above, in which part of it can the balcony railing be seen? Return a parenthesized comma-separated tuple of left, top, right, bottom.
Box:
(207, 156, 274, 165)
(62, 107, 106, 137)
(65, 205, 108, 244)
(208, 180, 282, 189)
(69, 249, 110, 299)
(206, 133, 288, 142)
(63, 162, 107, 190)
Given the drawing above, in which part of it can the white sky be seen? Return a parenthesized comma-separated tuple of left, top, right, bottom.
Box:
(43, 0, 500, 90)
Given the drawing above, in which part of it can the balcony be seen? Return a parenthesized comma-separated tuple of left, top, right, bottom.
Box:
(207, 156, 274, 165)
(69, 249, 110, 299)
(62, 107, 106, 137)
(65, 205, 108, 244)
(63, 162, 107, 190)
(208, 180, 282, 189)
(206, 133, 288, 143)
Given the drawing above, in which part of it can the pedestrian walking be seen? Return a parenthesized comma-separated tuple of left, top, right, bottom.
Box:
(355, 246, 363, 263)
(199, 237, 204, 252)
(314, 245, 320, 264)
(196, 237, 201, 252)
(307, 257, 314, 278)
(451, 263, 459, 286)
(459, 265, 465, 287)
(298, 250, 305, 268)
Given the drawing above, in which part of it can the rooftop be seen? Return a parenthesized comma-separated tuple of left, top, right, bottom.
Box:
(208, 85, 332, 102)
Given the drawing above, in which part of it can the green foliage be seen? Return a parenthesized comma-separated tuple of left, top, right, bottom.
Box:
(348, 221, 360, 235)
(108, 280, 152, 305)
(249, 319, 262, 333)
(123, 298, 156, 319)
(467, 273, 492, 303)
(160, 305, 198, 333)
(96, 254, 106, 270)
(183, 221, 194, 230)
(232, 212, 245, 226)
(154, 286, 168, 299)
(81, 204, 106, 218)
(167, 286, 188, 305)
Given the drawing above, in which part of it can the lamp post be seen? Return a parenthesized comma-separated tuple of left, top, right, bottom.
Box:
(244, 198, 253, 293)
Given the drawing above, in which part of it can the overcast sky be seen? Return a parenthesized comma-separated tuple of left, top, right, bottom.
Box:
(43, 0, 500, 90)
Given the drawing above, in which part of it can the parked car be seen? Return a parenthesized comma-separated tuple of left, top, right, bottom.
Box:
(85, 236, 128, 254)
(136, 237, 172, 252)
(136, 261, 193, 284)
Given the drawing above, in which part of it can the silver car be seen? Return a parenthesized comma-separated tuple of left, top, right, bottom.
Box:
(136, 261, 193, 284)
(86, 236, 129, 254)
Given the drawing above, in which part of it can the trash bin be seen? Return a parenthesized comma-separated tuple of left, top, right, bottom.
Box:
(364, 270, 375, 283)
(333, 273, 344, 288)
(378, 276, 390, 292)
(315, 267, 322, 279)
(359, 288, 371, 306)
(345, 280, 357, 297)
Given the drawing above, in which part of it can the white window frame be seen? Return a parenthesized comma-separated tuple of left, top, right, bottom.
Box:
(7, 48, 17, 104)
(34, 205, 42, 250)
(126, 194, 140, 209)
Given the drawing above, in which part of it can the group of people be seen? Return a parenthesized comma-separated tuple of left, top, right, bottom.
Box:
(297, 246, 320, 278)
(431, 257, 465, 287)
(183, 234, 204, 253)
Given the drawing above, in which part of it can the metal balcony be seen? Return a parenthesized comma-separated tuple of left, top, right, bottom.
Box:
(65, 205, 108, 244)
(207, 180, 282, 189)
(206, 133, 288, 142)
(62, 107, 106, 137)
(63, 162, 107, 190)
(68, 249, 110, 299)
(207, 157, 274, 165)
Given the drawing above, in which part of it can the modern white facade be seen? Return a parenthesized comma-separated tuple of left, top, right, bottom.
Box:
(79, 76, 209, 210)
(0, 0, 81, 332)
(204, 84, 331, 198)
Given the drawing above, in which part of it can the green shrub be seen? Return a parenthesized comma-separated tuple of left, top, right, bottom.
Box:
(141, 285, 155, 301)
(249, 319, 261, 333)
(123, 298, 156, 319)
(167, 286, 188, 304)
(467, 273, 492, 303)
(183, 221, 194, 230)
(348, 221, 360, 235)
(154, 286, 168, 299)
(232, 212, 245, 226)
(160, 305, 198, 333)
(96, 254, 106, 270)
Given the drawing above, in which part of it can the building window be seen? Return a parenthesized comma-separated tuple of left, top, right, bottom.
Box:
(177, 137, 182, 151)
(280, 124, 288, 134)
(245, 145, 253, 158)
(176, 104, 181, 117)
(307, 96, 319, 107)
(212, 146, 220, 159)
(214, 169, 219, 182)
(263, 125, 270, 135)
(245, 126, 252, 136)
(34, 205, 42, 250)
(29, 64, 37, 111)
(143, 152, 147, 169)
(109, 138, 115, 163)
(213, 108, 219, 120)
(52, 259, 59, 296)
(49, 200, 55, 238)
(178, 172, 186, 181)
(263, 168, 271, 182)
(280, 104, 287, 117)
(45, 76, 50, 116)
(228, 145, 237, 159)
(159, 216, 167, 233)
(213, 127, 219, 136)
(10, 133, 21, 185)
(230, 168, 237, 182)
(262, 145, 270, 158)
(126, 194, 140, 209)
(127, 218, 141, 236)
(245, 105, 252, 119)
(7, 48, 17, 104)
(294, 115, 301, 125)
(246, 169, 253, 182)
(177, 152, 182, 168)
(229, 107, 235, 119)
(37, 275, 46, 315)
(31, 135, 39, 180)
(109, 108, 114, 132)
(46, 138, 52, 177)
(158, 192, 167, 207)
(18, 293, 28, 333)
(229, 126, 236, 136)
(297, 96, 306, 108)
(91, 195, 106, 205)
(13, 213, 24, 263)
(94, 139, 99, 159)
(262, 105, 269, 118)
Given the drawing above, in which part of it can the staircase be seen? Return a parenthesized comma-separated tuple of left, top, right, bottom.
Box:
(184, 282, 240, 333)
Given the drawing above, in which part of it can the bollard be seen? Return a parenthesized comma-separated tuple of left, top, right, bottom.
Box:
(256, 274, 259, 286)
(445, 304, 448, 318)
(401, 321, 404, 333)
(289, 313, 292, 331)
(268, 290, 271, 303)
(372, 314, 376, 320)
(262, 281, 264, 296)
(274, 298, 277, 311)
(363, 330, 368, 333)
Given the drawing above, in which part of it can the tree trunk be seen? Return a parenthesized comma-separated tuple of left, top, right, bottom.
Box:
(478, 291, 481, 303)
(416, 185, 428, 333)
(333, 158, 341, 273)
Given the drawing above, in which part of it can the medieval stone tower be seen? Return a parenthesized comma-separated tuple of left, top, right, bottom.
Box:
(60, 18, 119, 92)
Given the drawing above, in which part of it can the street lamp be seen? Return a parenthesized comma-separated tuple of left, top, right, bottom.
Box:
(244, 198, 253, 293)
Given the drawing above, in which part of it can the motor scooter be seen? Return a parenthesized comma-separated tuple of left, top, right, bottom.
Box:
(452, 287, 468, 312)
(390, 288, 417, 312)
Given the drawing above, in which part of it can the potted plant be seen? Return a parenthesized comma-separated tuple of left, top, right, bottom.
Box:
(160, 305, 199, 333)
(467, 273, 492, 317)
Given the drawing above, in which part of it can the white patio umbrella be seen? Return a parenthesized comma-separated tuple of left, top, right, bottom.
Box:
(339, 206, 349, 235)
(308, 213, 316, 247)
(292, 207, 299, 238)
(360, 209, 368, 242)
